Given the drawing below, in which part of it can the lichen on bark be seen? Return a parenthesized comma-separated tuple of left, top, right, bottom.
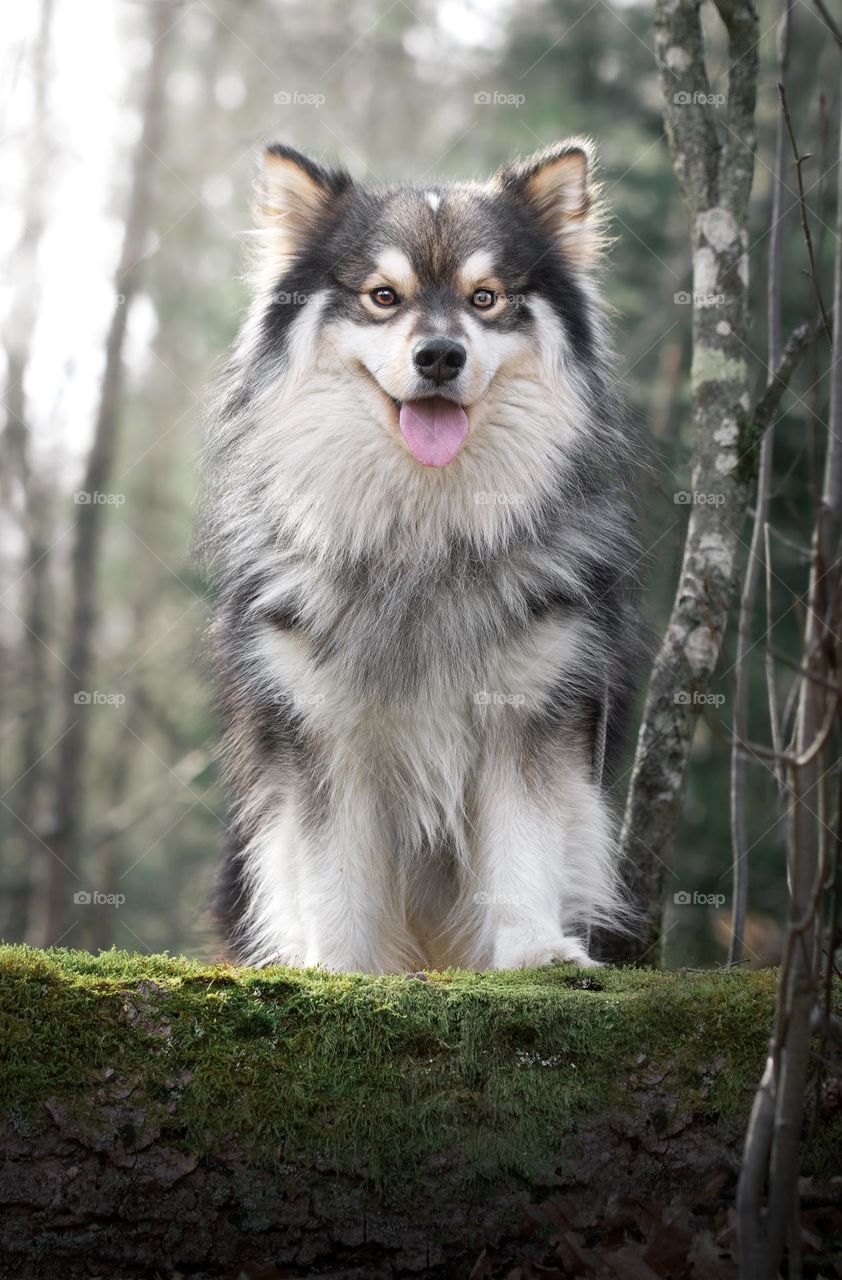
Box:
(611, 0, 764, 963)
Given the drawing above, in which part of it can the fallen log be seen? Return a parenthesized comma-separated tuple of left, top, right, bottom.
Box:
(0, 947, 839, 1279)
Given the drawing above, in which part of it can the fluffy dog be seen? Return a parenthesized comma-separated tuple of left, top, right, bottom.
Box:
(201, 140, 641, 972)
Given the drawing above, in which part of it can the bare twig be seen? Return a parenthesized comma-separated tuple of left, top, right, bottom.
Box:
(812, 0, 842, 48)
(770, 646, 841, 693)
(778, 82, 833, 343)
(739, 84, 842, 1280)
(765, 526, 788, 804)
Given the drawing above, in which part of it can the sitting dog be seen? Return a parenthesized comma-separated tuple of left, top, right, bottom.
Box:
(201, 140, 641, 972)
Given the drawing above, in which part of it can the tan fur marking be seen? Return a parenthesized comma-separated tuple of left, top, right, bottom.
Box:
(362, 249, 418, 301)
(252, 151, 330, 284)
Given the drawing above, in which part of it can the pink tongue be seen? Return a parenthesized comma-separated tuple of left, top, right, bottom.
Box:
(399, 397, 469, 467)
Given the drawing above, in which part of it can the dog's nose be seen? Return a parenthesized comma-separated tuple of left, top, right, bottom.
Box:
(412, 338, 466, 383)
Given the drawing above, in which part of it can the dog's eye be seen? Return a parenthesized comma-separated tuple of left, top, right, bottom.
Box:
(472, 289, 496, 310)
(370, 286, 399, 308)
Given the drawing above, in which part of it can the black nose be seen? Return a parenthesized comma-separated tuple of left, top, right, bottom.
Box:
(412, 338, 467, 383)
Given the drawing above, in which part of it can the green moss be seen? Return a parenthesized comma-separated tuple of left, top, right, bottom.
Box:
(0, 946, 838, 1192)
(736, 401, 763, 486)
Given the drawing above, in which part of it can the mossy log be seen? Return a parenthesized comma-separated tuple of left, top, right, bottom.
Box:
(0, 948, 839, 1279)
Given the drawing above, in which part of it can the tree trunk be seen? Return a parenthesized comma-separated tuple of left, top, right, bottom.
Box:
(610, 0, 761, 963)
(728, 0, 794, 966)
(1, 947, 839, 1279)
(0, 0, 56, 944)
(45, 5, 173, 944)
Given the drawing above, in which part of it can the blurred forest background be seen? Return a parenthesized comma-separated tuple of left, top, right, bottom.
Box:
(0, 0, 838, 966)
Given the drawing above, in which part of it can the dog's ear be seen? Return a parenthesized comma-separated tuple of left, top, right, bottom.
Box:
(495, 140, 603, 270)
(251, 144, 351, 284)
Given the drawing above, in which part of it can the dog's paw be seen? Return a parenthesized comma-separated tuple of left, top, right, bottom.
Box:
(491, 933, 601, 971)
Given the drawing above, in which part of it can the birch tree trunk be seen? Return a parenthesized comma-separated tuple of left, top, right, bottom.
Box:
(608, 0, 760, 963)
(45, 6, 173, 944)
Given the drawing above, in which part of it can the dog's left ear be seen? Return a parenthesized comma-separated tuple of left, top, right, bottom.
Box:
(495, 140, 603, 270)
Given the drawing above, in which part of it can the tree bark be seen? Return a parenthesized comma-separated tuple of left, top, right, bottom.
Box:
(3, 948, 834, 1280)
(611, 0, 761, 963)
(0, 1112, 762, 1280)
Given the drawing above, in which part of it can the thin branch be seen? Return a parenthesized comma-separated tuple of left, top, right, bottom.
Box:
(730, 0, 794, 966)
(730, 691, 838, 768)
(766, 526, 789, 802)
(778, 82, 833, 343)
(812, 0, 842, 47)
(770, 646, 842, 693)
(753, 314, 831, 437)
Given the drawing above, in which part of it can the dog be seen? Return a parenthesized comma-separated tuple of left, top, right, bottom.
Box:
(200, 139, 642, 973)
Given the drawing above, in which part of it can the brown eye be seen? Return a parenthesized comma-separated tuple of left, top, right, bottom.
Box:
(371, 286, 398, 307)
(472, 288, 496, 310)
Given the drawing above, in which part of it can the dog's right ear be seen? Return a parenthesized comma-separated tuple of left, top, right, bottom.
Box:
(494, 140, 604, 271)
(252, 145, 351, 284)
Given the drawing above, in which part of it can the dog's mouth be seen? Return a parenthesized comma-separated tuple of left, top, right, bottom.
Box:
(385, 394, 469, 468)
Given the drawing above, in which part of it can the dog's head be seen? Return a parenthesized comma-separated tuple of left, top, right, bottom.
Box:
(249, 142, 605, 469)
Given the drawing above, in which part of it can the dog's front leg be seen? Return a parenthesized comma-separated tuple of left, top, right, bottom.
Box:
(294, 780, 415, 974)
(464, 749, 613, 970)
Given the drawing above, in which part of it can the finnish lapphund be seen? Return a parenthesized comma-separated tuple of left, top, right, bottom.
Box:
(201, 140, 642, 972)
